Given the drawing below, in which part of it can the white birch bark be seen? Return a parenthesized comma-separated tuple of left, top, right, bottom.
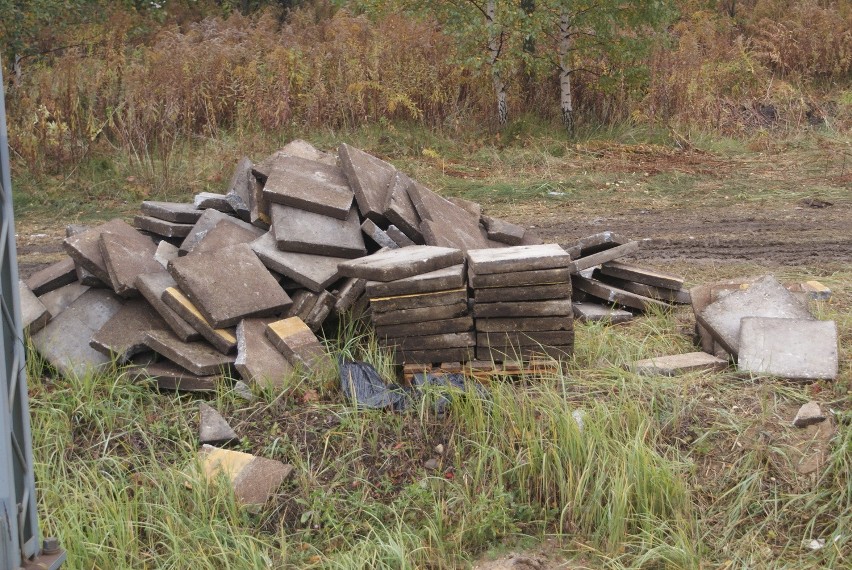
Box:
(487, 0, 508, 125)
(558, 8, 574, 131)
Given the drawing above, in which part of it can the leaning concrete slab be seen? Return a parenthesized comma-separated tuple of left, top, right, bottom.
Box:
(199, 403, 238, 445)
(592, 271, 691, 304)
(235, 319, 294, 389)
(135, 271, 203, 342)
(99, 231, 161, 297)
(63, 218, 142, 283)
(385, 225, 417, 247)
(572, 302, 633, 324)
(365, 264, 466, 297)
(271, 204, 366, 258)
(572, 276, 669, 312)
(19, 281, 50, 333)
(338, 143, 395, 224)
(332, 277, 367, 314)
(598, 261, 685, 290)
(31, 288, 124, 378)
(251, 232, 345, 292)
(467, 244, 571, 275)
(564, 231, 631, 259)
(361, 219, 399, 250)
(199, 445, 294, 508)
(287, 289, 319, 320)
(125, 360, 218, 392)
(226, 157, 255, 223)
(194, 192, 234, 213)
(161, 287, 237, 354)
(630, 352, 729, 376)
(303, 290, 335, 332)
(382, 172, 423, 242)
(482, 216, 525, 245)
(690, 278, 756, 357)
(144, 329, 235, 376)
(179, 209, 259, 255)
(169, 243, 292, 328)
(37, 281, 89, 319)
(90, 299, 168, 362)
(154, 240, 180, 269)
(187, 218, 264, 258)
(25, 257, 77, 296)
(569, 241, 640, 273)
(140, 201, 203, 224)
(253, 140, 337, 181)
(737, 317, 837, 380)
(338, 245, 463, 282)
(266, 317, 332, 373)
(263, 156, 354, 219)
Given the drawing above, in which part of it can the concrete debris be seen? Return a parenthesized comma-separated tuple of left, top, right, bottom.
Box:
(140, 201, 203, 224)
(361, 218, 399, 250)
(99, 230, 160, 297)
(793, 401, 826, 428)
(134, 215, 195, 238)
(199, 444, 293, 508)
(235, 318, 294, 389)
(135, 271, 203, 342)
(19, 281, 51, 333)
(266, 317, 331, 373)
(193, 192, 234, 213)
(572, 302, 633, 324)
(89, 299, 168, 362)
(25, 257, 77, 296)
(154, 240, 180, 269)
(144, 329, 236, 376)
(630, 351, 728, 376)
(125, 360, 218, 392)
(198, 403, 238, 445)
(37, 281, 90, 320)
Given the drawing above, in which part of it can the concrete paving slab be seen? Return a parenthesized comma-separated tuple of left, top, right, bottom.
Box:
(303, 290, 336, 332)
(235, 318, 294, 389)
(31, 288, 124, 378)
(473, 299, 572, 318)
(477, 317, 572, 333)
(194, 192, 234, 213)
(99, 231, 160, 297)
(263, 156, 354, 219)
(473, 283, 572, 303)
(338, 245, 463, 282)
(154, 240, 180, 269)
(144, 329, 235, 376)
(371, 288, 467, 313)
(332, 277, 367, 314)
(187, 218, 264, 258)
(361, 218, 399, 250)
(690, 278, 756, 357)
(737, 317, 837, 380)
(271, 204, 366, 258)
(448, 196, 481, 219)
(630, 352, 729, 376)
(199, 445, 294, 508)
(226, 156, 254, 223)
(162, 287, 237, 354)
(134, 215, 194, 238)
(199, 403, 237, 445)
(598, 261, 684, 290)
(385, 225, 417, 247)
(467, 244, 571, 275)
(75, 262, 105, 287)
(25, 257, 77, 296)
(169, 243, 292, 328)
(375, 316, 474, 339)
(64, 218, 142, 283)
(140, 201, 202, 224)
(125, 360, 218, 392)
(90, 299, 168, 362)
(135, 271, 203, 342)
(365, 264, 466, 297)
(381, 332, 475, 350)
(251, 232, 345, 292)
(286, 289, 319, 319)
(338, 143, 395, 223)
(569, 241, 640, 273)
(476, 330, 574, 347)
(592, 270, 691, 304)
(564, 231, 630, 259)
(572, 275, 669, 312)
(38, 281, 89, 319)
(248, 172, 270, 228)
(179, 209, 259, 255)
(476, 344, 571, 362)
(469, 267, 571, 289)
(371, 301, 469, 326)
(482, 216, 525, 245)
(19, 281, 50, 333)
(265, 317, 331, 372)
(391, 347, 474, 365)
(419, 214, 491, 252)
(572, 302, 633, 324)
(382, 172, 422, 242)
(697, 275, 813, 356)
(253, 140, 337, 181)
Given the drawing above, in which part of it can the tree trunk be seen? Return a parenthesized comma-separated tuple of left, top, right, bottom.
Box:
(487, 0, 508, 125)
(558, 9, 574, 132)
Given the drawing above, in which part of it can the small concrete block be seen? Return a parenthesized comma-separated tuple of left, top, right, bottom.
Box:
(371, 288, 467, 313)
(391, 347, 474, 365)
(333, 277, 367, 314)
(385, 225, 417, 247)
(287, 289, 319, 319)
(365, 264, 466, 297)
(125, 361, 218, 392)
(572, 276, 669, 312)
(199, 403, 237, 445)
(793, 401, 826, 428)
(304, 290, 335, 332)
(262, 156, 354, 219)
(135, 272, 202, 342)
(338, 245, 463, 282)
(474, 283, 572, 303)
(467, 244, 571, 275)
(25, 257, 77, 296)
(38, 281, 89, 319)
(188, 218, 264, 258)
(194, 192, 234, 213)
(271, 204, 366, 258)
(134, 215, 194, 238)
(253, 140, 337, 181)
(592, 270, 691, 304)
(381, 331, 475, 350)
(476, 330, 574, 348)
(235, 319, 294, 389)
(99, 231, 160, 297)
(168, 243, 292, 328)
(89, 299, 168, 362)
(473, 299, 572, 318)
(572, 302, 633, 324)
(482, 216, 525, 245)
(375, 316, 474, 339)
(154, 240, 180, 269)
(382, 172, 423, 242)
(63, 218, 141, 283)
(630, 352, 728, 376)
(361, 219, 399, 250)
(801, 281, 832, 301)
(265, 317, 330, 372)
(697, 275, 814, 356)
(737, 317, 837, 380)
(31, 289, 124, 378)
(569, 241, 640, 273)
(232, 380, 256, 402)
(250, 232, 345, 293)
(371, 301, 468, 326)
(19, 281, 50, 333)
(76, 263, 105, 287)
(477, 317, 572, 333)
(200, 445, 294, 507)
(470, 267, 571, 289)
(564, 231, 630, 259)
(161, 287, 237, 354)
(144, 329, 235, 376)
(140, 201, 203, 224)
(598, 261, 685, 290)
(338, 143, 395, 224)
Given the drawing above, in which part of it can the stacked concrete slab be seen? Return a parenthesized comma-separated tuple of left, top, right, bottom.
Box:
(467, 245, 574, 361)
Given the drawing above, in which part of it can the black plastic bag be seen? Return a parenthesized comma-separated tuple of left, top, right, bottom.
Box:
(339, 360, 407, 410)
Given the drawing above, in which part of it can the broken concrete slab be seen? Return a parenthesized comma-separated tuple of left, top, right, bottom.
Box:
(482, 216, 525, 245)
(140, 201, 203, 224)
(598, 261, 685, 290)
(564, 231, 630, 259)
(697, 275, 814, 356)
(37, 281, 89, 319)
(375, 316, 474, 339)
(592, 270, 691, 304)
(286, 289, 319, 320)
(385, 225, 417, 247)
(793, 401, 826, 428)
(467, 244, 571, 275)
(372, 301, 469, 327)
(271, 204, 366, 259)
(125, 360, 218, 392)
(371, 288, 467, 313)
(226, 157, 254, 223)
(262, 156, 354, 219)
(473, 283, 572, 303)
(365, 264, 466, 297)
(90, 299, 168, 362)
(199, 403, 238, 445)
(135, 271, 203, 342)
(187, 218, 264, 258)
(472, 299, 573, 318)
(800, 280, 832, 301)
(179, 209, 259, 255)
(169, 243, 292, 328)
(31, 288, 124, 378)
(194, 192, 234, 213)
(99, 231, 161, 297)
(572, 276, 669, 312)
(19, 281, 50, 333)
(235, 318, 294, 389)
(144, 329, 235, 376)
(265, 317, 331, 373)
(24, 257, 77, 296)
(382, 172, 423, 242)
(63, 218, 142, 283)
(391, 347, 474, 365)
(361, 218, 399, 250)
(251, 232, 345, 293)
(469, 267, 571, 289)
(253, 140, 337, 181)
(380, 331, 475, 350)
(630, 352, 728, 376)
(303, 290, 335, 332)
(154, 240, 180, 269)
(338, 143, 395, 224)
(199, 444, 294, 508)
(476, 317, 573, 333)
(134, 215, 195, 239)
(569, 241, 640, 273)
(737, 317, 837, 380)
(161, 287, 237, 354)
(332, 277, 366, 314)
(572, 302, 633, 324)
(338, 245, 463, 282)
(76, 262, 105, 287)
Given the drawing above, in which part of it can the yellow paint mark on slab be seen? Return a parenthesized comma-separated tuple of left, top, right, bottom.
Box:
(201, 446, 254, 482)
(371, 288, 466, 303)
(267, 316, 311, 339)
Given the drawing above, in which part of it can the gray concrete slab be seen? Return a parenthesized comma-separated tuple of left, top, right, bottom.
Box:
(38, 281, 89, 319)
(134, 215, 194, 238)
(476, 317, 572, 333)
(99, 231, 160, 297)
(572, 302, 633, 324)
(75, 262, 105, 287)
(391, 347, 474, 365)
(338, 143, 395, 223)
(476, 344, 571, 362)
(90, 299, 168, 362)
(473, 299, 572, 318)
(187, 218, 264, 257)
(162, 287, 237, 354)
(482, 216, 525, 245)
(469, 267, 571, 289)
(420, 214, 491, 252)
(19, 281, 50, 333)
(737, 317, 837, 380)
(385, 225, 417, 247)
(467, 244, 571, 275)
(375, 316, 474, 339)
(630, 352, 729, 376)
(448, 196, 481, 219)
(226, 156, 254, 223)
(179, 209, 259, 255)
(382, 172, 423, 242)
(697, 275, 814, 356)
(31, 288, 124, 378)
(271, 204, 366, 258)
(332, 277, 367, 314)
(371, 288, 467, 313)
(380, 331, 475, 350)
(569, 241, 640, 273)
(572, 276, 669, 312)
(592, 270, 690, 304)
(599, 261, 684, 290)
(135, 271, 202, 342)
(154, 240, 180, 269)
(169, 243, 292, 328)
(248, 172, 270, 229)
(144, 329, 235, 376)
(199, 445, 294, 508)
(253, 140, 337, 181)
(251, 232, 345, 292)
(24, 257, 77, 296)
(194, 192, 234, 213)
(338, 245, 463, 282)
(473, 283, 572, 303)
(199, 403, 238, 445)
(263, 156, 354, 219)
(365, 264, 465, 297)
(564, 231, 631, 259)
(476, 330, 574, 347)
(235, 318, 294, 389)
(304, 290, 336, 332)
(265, 317, 331, 373)
(125, 360, 218, 392)
(286, 289, 319, 319)
(361, 218, 399, 250)
(64, 218, 142, 283)
(371, 301, 468, 326)
(140, 201, 202, 224)
(690, 278, 756, 357)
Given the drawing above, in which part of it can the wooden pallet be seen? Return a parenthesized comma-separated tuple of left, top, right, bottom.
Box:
(402, 356, 561, 383)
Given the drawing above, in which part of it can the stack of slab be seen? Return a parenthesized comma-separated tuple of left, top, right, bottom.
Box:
(338, 246, 474, 364)
(467, 245, 574, 362)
